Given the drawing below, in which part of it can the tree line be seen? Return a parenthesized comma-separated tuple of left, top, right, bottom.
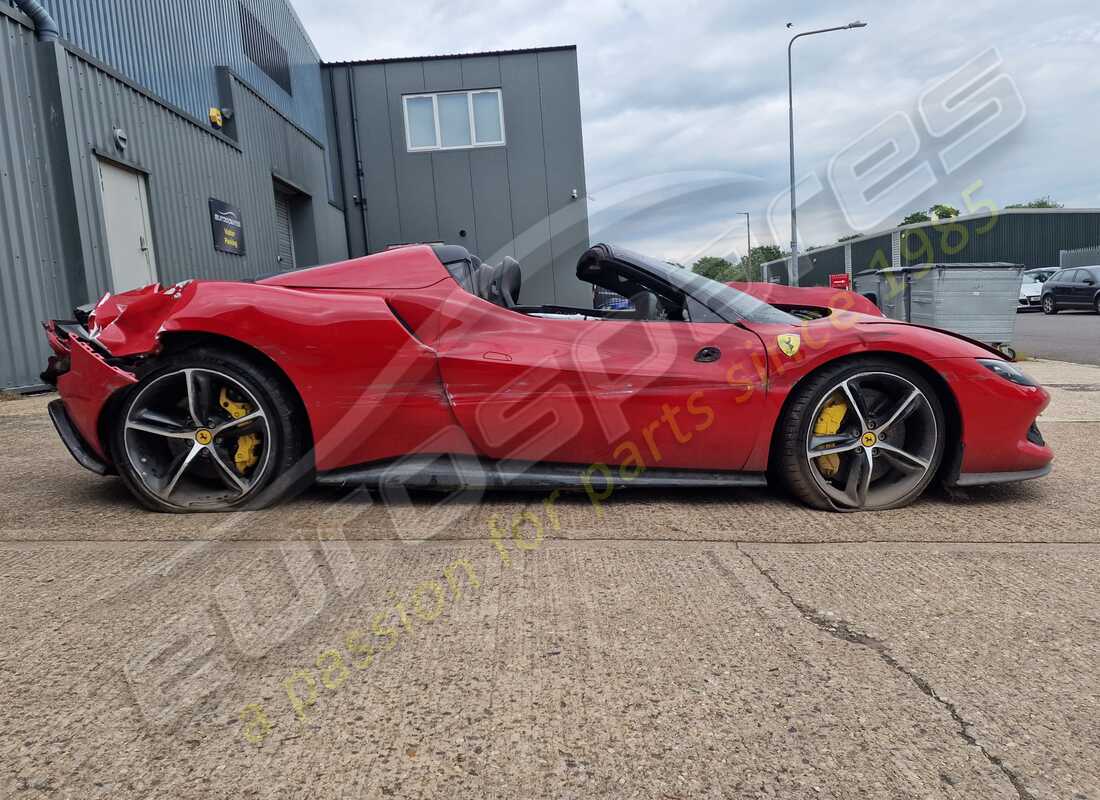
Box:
(691, 245, 784, 283)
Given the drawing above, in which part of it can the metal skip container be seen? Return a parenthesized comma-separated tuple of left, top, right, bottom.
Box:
(873, 263, 1025, 355)
(851, 269, 879, 303)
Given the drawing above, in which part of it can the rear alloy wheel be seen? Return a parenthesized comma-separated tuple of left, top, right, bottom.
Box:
(111, 350, 303, 512)
(1042, 294, 1057, 315)
(777, 361, 945, 511)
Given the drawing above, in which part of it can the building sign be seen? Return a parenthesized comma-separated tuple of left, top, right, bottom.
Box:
(829, 273, 851, 290)
(209, 198, 245, 255)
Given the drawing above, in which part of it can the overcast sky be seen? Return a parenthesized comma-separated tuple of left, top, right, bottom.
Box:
(294, 1, 1100, 265)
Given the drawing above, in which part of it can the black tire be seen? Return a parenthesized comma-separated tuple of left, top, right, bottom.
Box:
(109, 347, 309, 512)
(1094, 295, 1100, 315)
(774, 358, 946, 512)
(1042, 294, 1057, 315)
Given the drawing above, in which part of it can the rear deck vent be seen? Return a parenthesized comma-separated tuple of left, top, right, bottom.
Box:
(239, 3, 292, 95)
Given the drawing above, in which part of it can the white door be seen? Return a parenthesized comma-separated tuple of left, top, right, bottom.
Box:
(97, 158, 158, 292)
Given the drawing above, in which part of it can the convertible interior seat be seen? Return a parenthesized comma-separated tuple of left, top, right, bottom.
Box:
(630, 291, 657, 320)
(487, 257, 522, 307)
(473, 260, 495, 302)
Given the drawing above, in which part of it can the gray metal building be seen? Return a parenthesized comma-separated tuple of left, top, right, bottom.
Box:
(324, 47, 590, 307)
(43, 0, 328, 140)
(0, 1, 590, 391)
(762, 209, 1100, 287)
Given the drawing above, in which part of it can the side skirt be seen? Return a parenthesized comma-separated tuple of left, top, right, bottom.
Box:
(953, 465, 1052, 487)
(316, 455, 768, 492)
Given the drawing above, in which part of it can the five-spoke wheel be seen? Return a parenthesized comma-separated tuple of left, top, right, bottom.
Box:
(110, 348, 303, 512)
(777, 360, 946, 511)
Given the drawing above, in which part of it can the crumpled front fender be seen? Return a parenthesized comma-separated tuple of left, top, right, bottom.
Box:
(57, 338, 137, 460)
(92, 283, 191, 356)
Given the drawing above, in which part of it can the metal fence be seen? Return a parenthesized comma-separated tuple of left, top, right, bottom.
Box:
(1059, 245, 1100, 269)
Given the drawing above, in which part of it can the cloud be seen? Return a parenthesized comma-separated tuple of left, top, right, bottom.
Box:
(293, 0, 1099, 263)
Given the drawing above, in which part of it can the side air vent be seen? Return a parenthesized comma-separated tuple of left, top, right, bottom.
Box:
(239, 2, 293, 95)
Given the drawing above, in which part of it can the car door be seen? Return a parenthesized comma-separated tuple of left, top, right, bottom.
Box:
(428, 296, 769, 472)
(1050, 270, 1074, 306)
(1061, 270, 1082, 307)
(1078, 268, 1099, 308)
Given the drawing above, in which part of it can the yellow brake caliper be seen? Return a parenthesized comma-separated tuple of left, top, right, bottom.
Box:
(219, 387, 261, 474)
(813, 397, 849, 478)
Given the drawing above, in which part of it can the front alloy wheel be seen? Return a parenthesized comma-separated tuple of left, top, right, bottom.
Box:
(1042, 295, 1057, 315)
(120, 368, 271, 509)
(110, 348, 306, 512)
(777, 361, 946, 511)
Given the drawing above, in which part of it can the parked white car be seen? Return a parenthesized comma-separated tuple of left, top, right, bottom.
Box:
(1019, 267, 1058, 310)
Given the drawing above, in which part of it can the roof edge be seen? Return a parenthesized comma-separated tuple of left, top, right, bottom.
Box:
(761, 207, 1100, 266)
(323, 44, 577, 67)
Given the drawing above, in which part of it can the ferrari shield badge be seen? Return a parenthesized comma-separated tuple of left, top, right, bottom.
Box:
(777, 333, 801, 357)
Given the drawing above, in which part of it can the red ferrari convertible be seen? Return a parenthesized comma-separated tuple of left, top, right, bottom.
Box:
(42, 243, 1052, 513)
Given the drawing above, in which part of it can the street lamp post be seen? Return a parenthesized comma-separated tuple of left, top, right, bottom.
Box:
(787, 20, 867, 286)
(737, 211, 751, 280)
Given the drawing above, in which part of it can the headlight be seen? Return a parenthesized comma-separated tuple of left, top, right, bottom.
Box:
(978, 358, 1039, 387)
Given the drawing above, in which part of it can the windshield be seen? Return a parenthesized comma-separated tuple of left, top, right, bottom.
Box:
(612, 247, 801, 325)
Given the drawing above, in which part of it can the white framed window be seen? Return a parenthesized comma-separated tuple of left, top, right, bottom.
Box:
(403, 89, 506, 152)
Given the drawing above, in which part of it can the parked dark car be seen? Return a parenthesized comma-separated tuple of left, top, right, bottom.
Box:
(1041, 266, 1100, 314)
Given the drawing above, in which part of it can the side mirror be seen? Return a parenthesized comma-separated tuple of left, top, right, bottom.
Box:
(1084, 279, 1096, 286)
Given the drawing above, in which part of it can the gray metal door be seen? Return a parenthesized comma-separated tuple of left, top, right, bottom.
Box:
(274, 189, 296, 269)
(97, 158, 158, 291)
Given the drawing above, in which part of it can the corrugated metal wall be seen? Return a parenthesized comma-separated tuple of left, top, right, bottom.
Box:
(61, 47, 345, 297)
(766, 212, 1100, 287)
(28, 0, 327, 142)
(850, 235, 893, 273)
(0, 20, 346, 390)
(898, 212, 1100, 268)
(326, 47, 591, 307)
(0, 9, 69, 390)
(801, 246, 845, 287)
(762, 234, 896, 287)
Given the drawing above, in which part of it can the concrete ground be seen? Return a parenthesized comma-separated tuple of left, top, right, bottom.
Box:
(1014, 308, 1100, 365)
(1, 359, 1098, 799)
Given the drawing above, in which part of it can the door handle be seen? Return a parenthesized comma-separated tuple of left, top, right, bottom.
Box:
(694, 346, 721, 363)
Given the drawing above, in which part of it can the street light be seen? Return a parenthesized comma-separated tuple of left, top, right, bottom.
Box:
(787, 20, 867, 286)
(736, 212, 751, 280)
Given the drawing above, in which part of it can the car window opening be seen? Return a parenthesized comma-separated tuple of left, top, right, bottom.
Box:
(432, 243, 800, 325)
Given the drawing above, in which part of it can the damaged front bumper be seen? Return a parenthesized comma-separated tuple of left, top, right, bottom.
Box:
(47, 398, 113, 475)
(42, 319, 138, 472)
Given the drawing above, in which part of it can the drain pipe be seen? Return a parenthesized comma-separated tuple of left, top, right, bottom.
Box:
(346, 67, 371, 254)
(12, 0, 60, 41)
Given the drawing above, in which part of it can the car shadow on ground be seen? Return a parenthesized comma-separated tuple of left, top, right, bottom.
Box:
(304, 480, 1043, 508)
(65, 476, 1046, 520)
(12, 471, 1059, 544)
